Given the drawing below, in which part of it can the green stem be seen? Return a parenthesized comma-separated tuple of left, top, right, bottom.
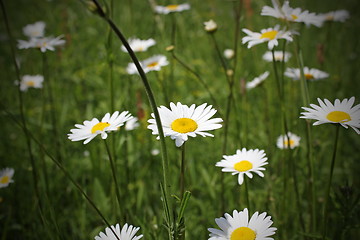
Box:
(104, 139, 123, 221)
(90, 1, 172, 238)
(322, 125, 340, 240)
(209, 33, 231, 85)
(244, 177, 250, 212)
(180, 143, 186, 199)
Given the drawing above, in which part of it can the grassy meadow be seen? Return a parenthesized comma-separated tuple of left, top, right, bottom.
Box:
(0, 0, 359, 239)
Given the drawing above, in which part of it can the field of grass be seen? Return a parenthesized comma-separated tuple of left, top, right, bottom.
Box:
(0, 0, 359, 239)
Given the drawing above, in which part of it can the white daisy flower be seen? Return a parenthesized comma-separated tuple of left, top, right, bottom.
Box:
(151, 149, 160, 156)
(242, 25, 293, 50)
(216, 148, 268, 185)
(224, 49, 235, 59)
(155, 3, 190, 14)
(121, 38, 156, 53)
(147, 102, 223, 147)
(285, 67, 329, 81)
(68, 111, 133, 144)
(246, 71, 270, 90)
(18, 35, 66, 52)
(16, 75, 44, 91)
(208, 208, 277, 240)
(204, 19, 217, 33)
(94, 223, 143, 240)
(23, 21, 46, 38)
(261, 0, 324, 27)
(319, 10, 350, 23)
(126, 55, 169, 75)
(300, 97, 360, 134)
(0, 168, 15, 188)
(276, 132, 301, 149)
(125, 117, 139, 131)
(262, 50, 291, 62)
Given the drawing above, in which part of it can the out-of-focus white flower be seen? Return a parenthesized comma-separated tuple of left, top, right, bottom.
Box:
(276, 132, 301, 149)
(246, 71, 270, 90)
(94, 223, 143, 240)
(0, 168, 15, 188)
(285, 67, 329, 81)
(224, 49, 235, 59)
(319, 10, 350, 23)
(18, 35, 66, 52)
(16, 75, 44, 91)
(155, 3, 190, 14)
(23, 21, 46, 38)
(204, 19, 217, 33)
(127, 55, 169, 75)
(125, 117, 140, 131)
(121, 38, 156, 53)
(151, 149, 160, 156)
(262, 51, 291, 62)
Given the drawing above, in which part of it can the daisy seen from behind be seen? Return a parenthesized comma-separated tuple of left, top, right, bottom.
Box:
(22, 21, 46, 38)
(155, 3, 190, 14)
(285, 67, 329, 81)
(276, 132, 301, 149)
(17, 75, 44, 91)
(300, 97, 360, 134)
(208, 208, 277, 240)
(0, 168, 15, 188)
(262, 50, 291, 62)
(127, 55, 169, 75)
(242, 25, 293, 50)
(68, 111, 133, 144)
(121, 38, 156, 53)
(246, 71, 270, 90)
(204, 19, 217, 33)
(216, 148, 268, 185)
(147, 102, 223, 147)
(94, 223, 143, 240)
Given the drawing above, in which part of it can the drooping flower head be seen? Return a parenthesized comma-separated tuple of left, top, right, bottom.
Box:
(262, 50, 291, 62)
(121, 38, 156, 53)
(246, 71, 270, 90)
(208, 208, 277, 240)
(94, 223, 143, 240)
(126, 55, 169, 75)
(68, 111, 133, 144)
(155, 3, 190, 14)
(242, 25, 293, 49)
(22, 21, 46, 38)
(148, 102, 223, 147)
(224, 49, 235, 59)
(285, 67, 329, 81)
(261, 0, 324, 27)
(16, 75, 44, 91)
(204, 19, 218, 33)
(0, 168, 15, 188)
(216, 148, 268, 185)
(276, 132, 301, 149)
(300, 97, 360, 134)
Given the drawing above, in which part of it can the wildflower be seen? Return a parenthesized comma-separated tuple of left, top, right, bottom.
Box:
(261, 0, 324, 27)
(208, 208, 277, 240)
(285, 67, 329, 81)
(216, 148, 268, 185)
(276, 132, 301, 149)
(242, 25, 293, 50)
(125, 117, 139, 131)
(204, 19, 217, 33)
(18, 35, 66, 52)
(224, 49, 235, 59)
(155, 3, 190, 14)
(22, 21, 46, 38)
(246, 71, 270, 90)
(148, 102, 223, 147)
(319, 10, 350, 22)
(16, 75, 44, 91)
(0, 168, 14, 188)
(300, 97, 360, 134)
(262, 50, 291, 62)
(126, 55, 169, 74)
(121, 38, 156, 53)
(151, 149, 160, 156)
(94, 223, 143, 240)
(68, 111, 133, 144)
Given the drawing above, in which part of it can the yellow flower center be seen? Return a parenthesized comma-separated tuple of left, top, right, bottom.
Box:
(284, 139, 295, 148)
(234, 160, 253, 172)
(136, 46, 144, 51)
(305, 73, 314, 80)
(26, 81, 35, 87)
(166, 4, 179, 10)
(171, 118, 198, 133)
(260, 30, 278, 40)
(326, 111, 351, 123)
(0, 176, 10, 184)
(291, 14, 298, 20)
(91, 122, 110, 134)
(230, 227, 256, 240)
(147, 61, 159, 68)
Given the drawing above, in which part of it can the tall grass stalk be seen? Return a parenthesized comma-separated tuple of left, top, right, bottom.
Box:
(90, 1, 173, 238)
(322, 124, 340, 240)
